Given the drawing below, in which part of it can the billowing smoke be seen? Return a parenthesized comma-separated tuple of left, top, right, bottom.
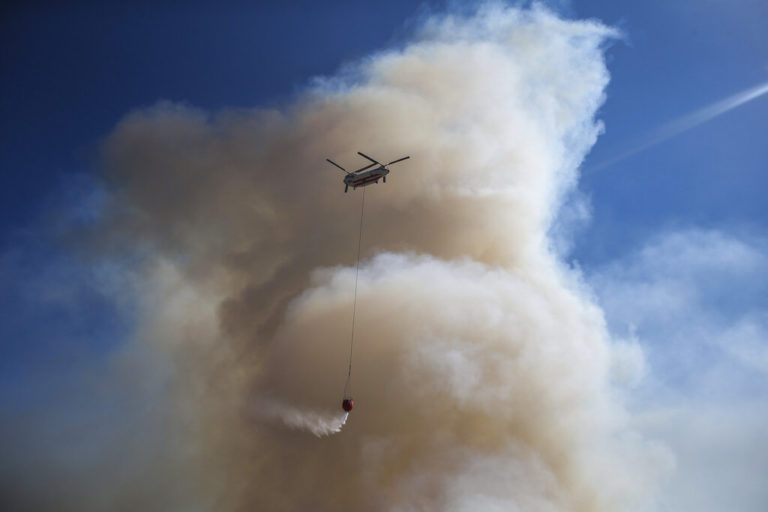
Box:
(70, 4, 668, 511)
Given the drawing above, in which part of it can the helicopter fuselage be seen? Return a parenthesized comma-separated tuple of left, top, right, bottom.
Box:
(344, 167, 390, 190)
(327, 152, 408, 193)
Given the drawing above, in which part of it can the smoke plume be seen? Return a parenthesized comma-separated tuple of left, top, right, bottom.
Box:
(51, 4, 669, 511)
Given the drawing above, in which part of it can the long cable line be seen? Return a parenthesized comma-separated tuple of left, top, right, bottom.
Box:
(344, 187, 366, 398)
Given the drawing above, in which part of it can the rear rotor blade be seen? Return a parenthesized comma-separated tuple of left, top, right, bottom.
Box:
(387, 156, 410, 166)
(357, 152, 380, 164)
(326, 158, 350, 174)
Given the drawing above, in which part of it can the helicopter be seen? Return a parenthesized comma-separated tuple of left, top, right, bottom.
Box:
(326, 152, 410, 192)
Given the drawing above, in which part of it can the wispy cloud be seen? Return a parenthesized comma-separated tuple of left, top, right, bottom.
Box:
(588, 229, 768, 511)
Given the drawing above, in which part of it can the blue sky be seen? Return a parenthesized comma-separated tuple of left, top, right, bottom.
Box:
(2, 1, 767, 510)
(575, 0, 768, 261)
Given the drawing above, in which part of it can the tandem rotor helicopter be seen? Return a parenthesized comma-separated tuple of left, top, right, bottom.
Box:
(326, 151, 410, 192)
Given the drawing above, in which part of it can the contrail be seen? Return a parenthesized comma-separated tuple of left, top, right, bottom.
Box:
(589, 79, 768, 172)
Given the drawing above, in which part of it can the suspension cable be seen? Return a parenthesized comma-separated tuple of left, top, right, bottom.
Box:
(344, 188, 366, 397)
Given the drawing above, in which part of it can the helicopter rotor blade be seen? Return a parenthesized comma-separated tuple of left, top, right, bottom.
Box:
(357, 151, 380, 165)
(352, 162, 377, 174)
(326, 158, 351, 174)
(387, 156, 410, 166)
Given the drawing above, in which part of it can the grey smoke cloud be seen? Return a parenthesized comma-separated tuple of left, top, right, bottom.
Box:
(8, 4, 671, 511)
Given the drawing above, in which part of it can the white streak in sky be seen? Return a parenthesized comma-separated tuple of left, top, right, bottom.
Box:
(590, 80, 768, 172)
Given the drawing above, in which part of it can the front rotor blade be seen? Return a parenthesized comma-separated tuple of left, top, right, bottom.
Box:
(357, 151, 379, 164)
(326, 158, 350, 174)
(387, 156, 410, 165)
(352, 162, 377, 174)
